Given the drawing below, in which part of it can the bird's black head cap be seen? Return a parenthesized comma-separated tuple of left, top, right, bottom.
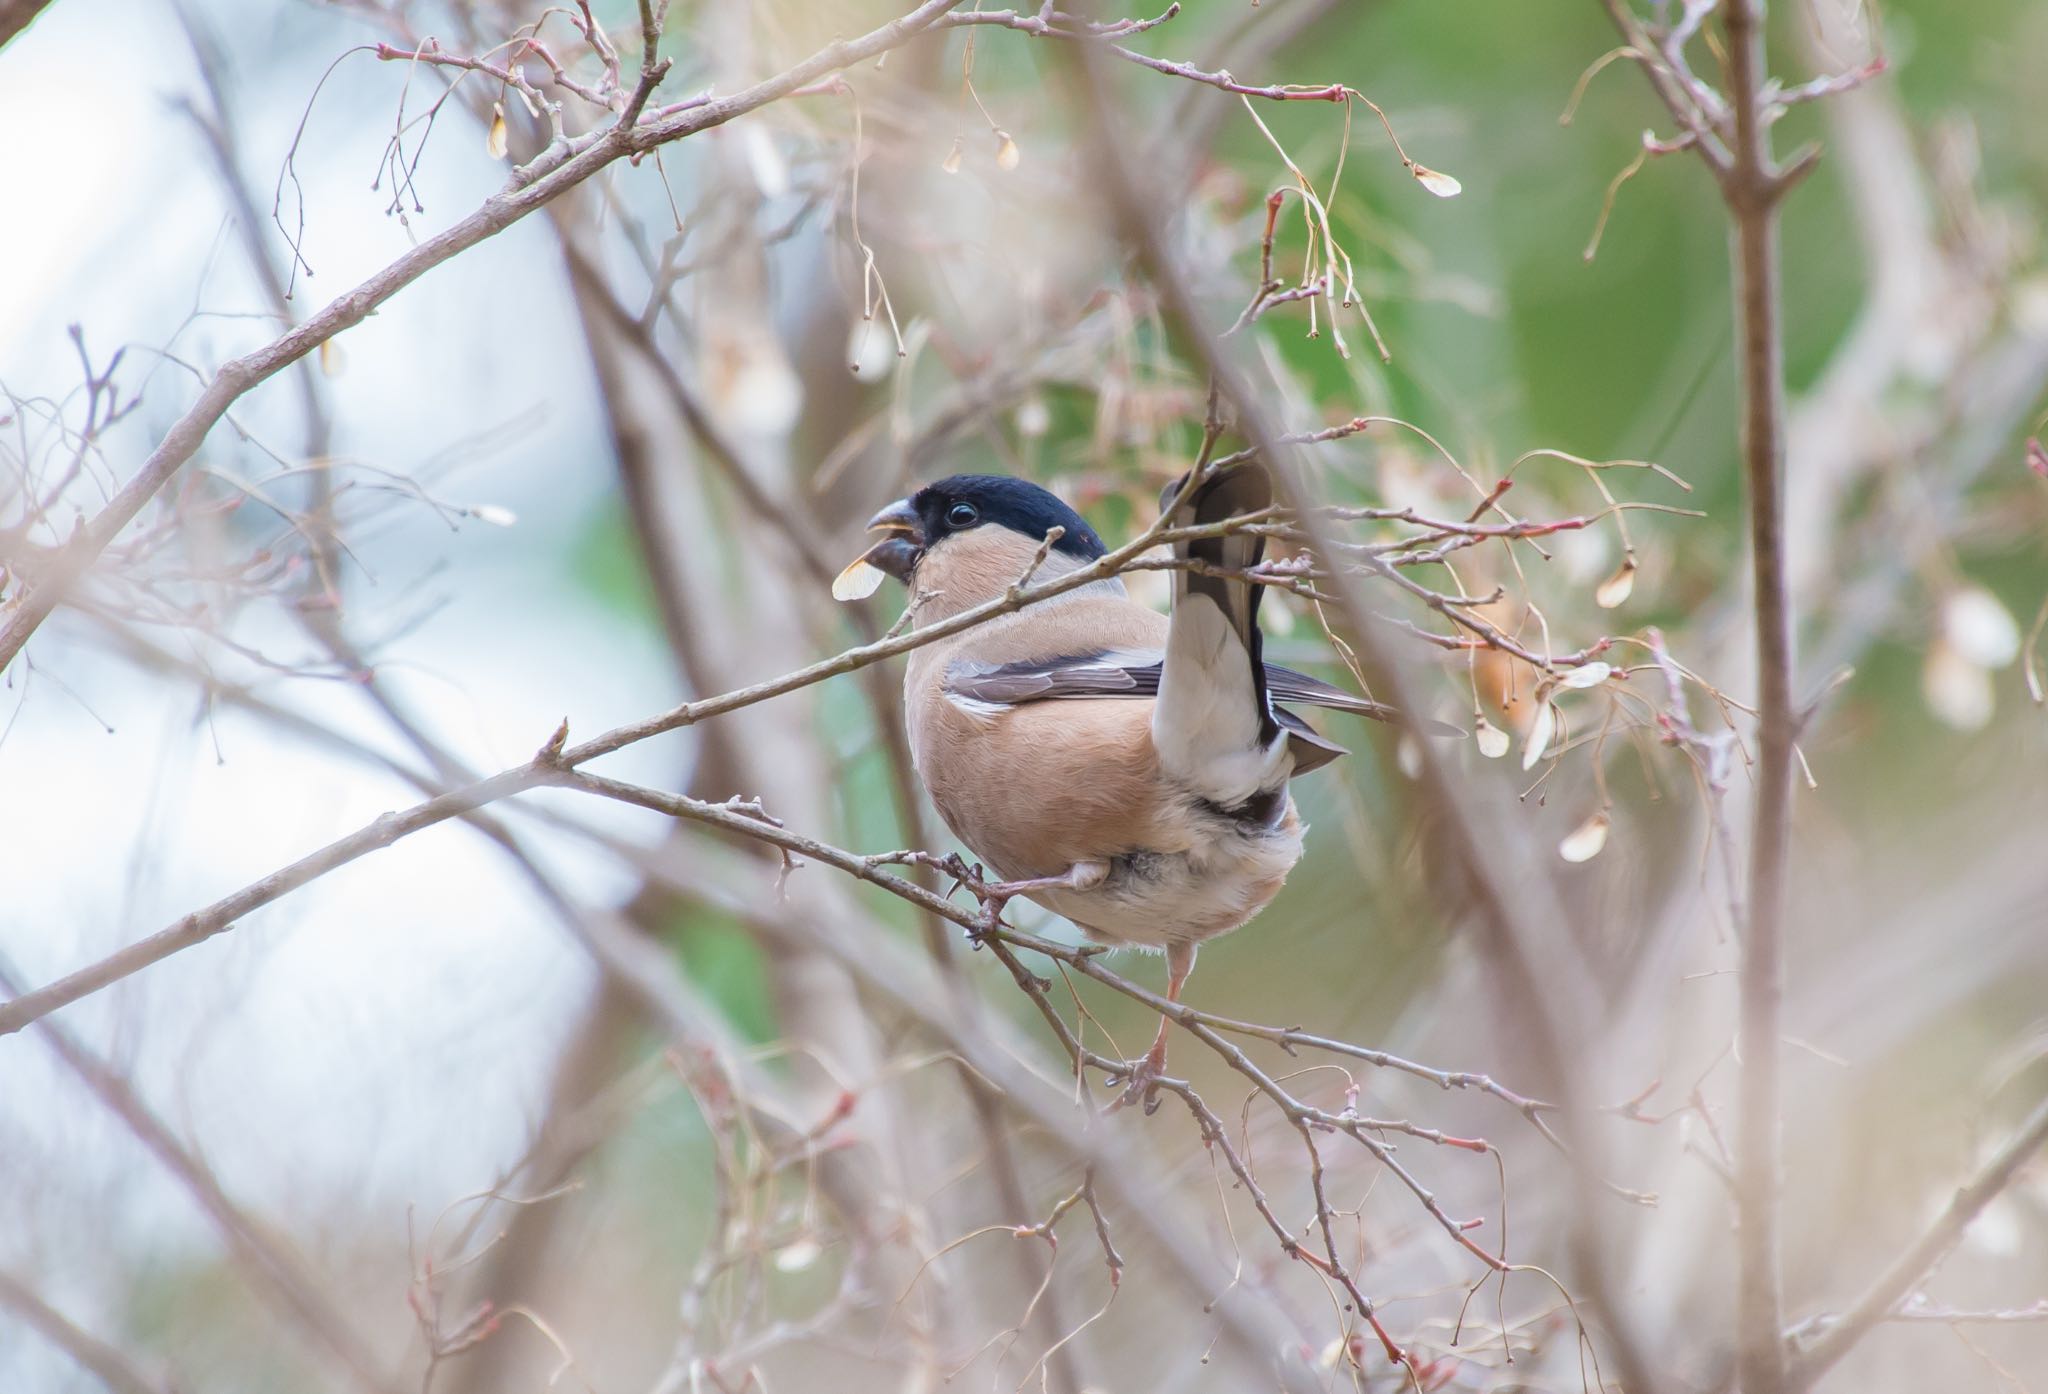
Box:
(911, 475, 1108, 560)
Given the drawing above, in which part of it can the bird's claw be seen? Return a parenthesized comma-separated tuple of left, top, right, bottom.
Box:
(1109, 1048, 1169, 1116)
(933, 852, 979, 900)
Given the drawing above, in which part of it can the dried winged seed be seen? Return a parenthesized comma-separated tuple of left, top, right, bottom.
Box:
(1521, 701, 1556, 771)
(773, 1239, 822, 1272)
(1411, 164, 1462, 197)
(1474, 716, 1510, 759)
(1943, 586, 2021, 669)
(1559, 661, 1612, 689)
(1922, 639, 1994, 731)
(486, 103, 509, 160)
(832, 557, 887, 602)
(470, 504, 518, 528)
(1595, 558, 1637, 609)
(995, 132, 1021, 171)
(1559, 811, 1610, 863)
(941, 137, 963, 175)
(318, 337, 345, 377)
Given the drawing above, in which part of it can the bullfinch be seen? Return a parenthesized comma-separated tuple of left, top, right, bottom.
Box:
(837, 464, 1389, 1100)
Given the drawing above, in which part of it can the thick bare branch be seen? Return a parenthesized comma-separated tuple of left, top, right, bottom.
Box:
(1715, 4, 1798, 1391)
(0, 0, 53, 51)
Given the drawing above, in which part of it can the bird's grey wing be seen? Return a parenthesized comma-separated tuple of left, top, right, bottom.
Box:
(944, 649, 1161, 705)
(945, 649, 1353, 775)
(949, 650, 1400, 722)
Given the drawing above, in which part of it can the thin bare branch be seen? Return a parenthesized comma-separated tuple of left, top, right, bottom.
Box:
(0, 961, 404, 1394)
(0, 1268, 172, 1394)
(1788, 1092, 2048, 1386)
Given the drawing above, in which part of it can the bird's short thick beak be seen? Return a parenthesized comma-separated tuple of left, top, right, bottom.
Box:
(831, 498, 925, 600)
(860, 499, 924, 582)
(865, 498, 922, 540)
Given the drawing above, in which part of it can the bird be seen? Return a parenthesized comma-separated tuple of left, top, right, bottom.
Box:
(835, 464, 1395, 1105)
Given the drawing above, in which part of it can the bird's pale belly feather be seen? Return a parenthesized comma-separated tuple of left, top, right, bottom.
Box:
(1025, 808, 1304, 951)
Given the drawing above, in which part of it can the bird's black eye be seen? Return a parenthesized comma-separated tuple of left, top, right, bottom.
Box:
(945, 502, 980, 529)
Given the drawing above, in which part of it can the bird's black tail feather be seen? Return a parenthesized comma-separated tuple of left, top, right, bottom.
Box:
(1162, 463, 1280, 748)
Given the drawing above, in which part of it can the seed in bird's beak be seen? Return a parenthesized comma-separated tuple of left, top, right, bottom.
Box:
(832, 555, 888, 602)
(834, 499, 928, 600)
